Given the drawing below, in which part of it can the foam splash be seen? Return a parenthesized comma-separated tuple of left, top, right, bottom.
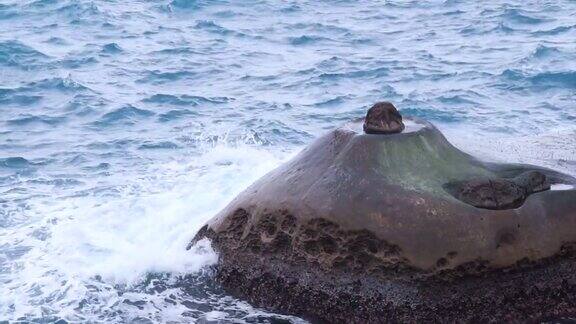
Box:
(551, 184, 574, 191)
(0, 142, 292, 321)
(442, 125, 576, 178)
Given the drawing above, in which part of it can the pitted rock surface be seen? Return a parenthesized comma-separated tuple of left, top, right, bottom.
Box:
(195, 209, 414, 277)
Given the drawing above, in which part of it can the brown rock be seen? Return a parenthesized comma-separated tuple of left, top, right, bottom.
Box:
(448, 178, 527, 210)
(516, 170, 551, 193)
(191, 113, 576, 323)
(363, 101, 405, 134)
(444, 170, 552, 210)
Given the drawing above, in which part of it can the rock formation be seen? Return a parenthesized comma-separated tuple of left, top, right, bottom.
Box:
(191, 104, 576, 323)
(444, 170, 551, 210)
(363, 101, 405, 134)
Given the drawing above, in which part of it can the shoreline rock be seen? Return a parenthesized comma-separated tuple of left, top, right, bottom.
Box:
(191, 108, 576, 323)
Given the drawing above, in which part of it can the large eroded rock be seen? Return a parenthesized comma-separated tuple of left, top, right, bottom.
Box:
(191, 112, 576, 323)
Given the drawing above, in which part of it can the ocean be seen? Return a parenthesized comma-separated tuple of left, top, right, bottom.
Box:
(1, 0, 575, 322)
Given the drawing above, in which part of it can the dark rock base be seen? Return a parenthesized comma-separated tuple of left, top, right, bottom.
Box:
(214, 254, 576, 323)
(193, 208, 576, 323)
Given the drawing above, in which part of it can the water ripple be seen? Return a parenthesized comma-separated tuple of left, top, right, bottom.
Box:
(93, 105, 155, 127)
(0, 157, 32, 169)
(501, 8, 550, 25)
(0, 40, 49, 68)
(7, 115, 66, 126)
(142, 94, 230, 106)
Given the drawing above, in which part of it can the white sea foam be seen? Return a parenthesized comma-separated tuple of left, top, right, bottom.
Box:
(0, 142, 292, 321)
(551, 184, 574, 191)
(443, 125, 576, 178)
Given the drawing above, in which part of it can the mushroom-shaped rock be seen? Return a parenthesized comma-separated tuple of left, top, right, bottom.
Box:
(192, 110, 576, 323)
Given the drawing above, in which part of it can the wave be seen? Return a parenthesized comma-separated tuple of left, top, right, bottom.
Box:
(501, 8, 549, 25)
(288, 35, 332, 45)
(0, 157, 32, 169)
(0, 40, 49, 68)
(138, 141, 181, 150)
(194, 20, 231, 34)
(532, 25, 574, 36)
(437, 95, 479, 105)
(530, 71, 576, 88)
(193, 20, 256, 38)
(20, 0, 104, 24)
(442, 0, 465, 6)
(169, 0, 228, 10)
(101, 43, 123, 54)
(239, 119, 313, 145)
(460, 21, 520, 35)
(401, 106, 466, 123)
(492, 22, 516, 33)
(500, 69, 576, 89)
(45, 36, 68, 45)
(56, 1, 102, 22)
(81, 162, 111, 172)
(0, 4, 18, 20)
(157, 109, 200, 122)
(59, 56, 98, 69)
(93, 105, 155, 126)
(170, 0, 202, 10)
(0, 93, 42, 106)
(150, 47, 203, 55)
(26, 77, 90, 92)
(310, 95, 352, 108)
(0, 77, 90, 109)
(317, 66, 390, 80)
(287, 22, 349, 34)
(279, 3, 301, 13)
(7, 115, 66, 126)
(316, 56, 349, 70)
(143, 94, 230, 106)
(0, 141, 289, 321)
(137, 70, 196, 84)
(529, 44, 562, 59)
(27, 178, 84, 187)
(26, 0, 59, 8)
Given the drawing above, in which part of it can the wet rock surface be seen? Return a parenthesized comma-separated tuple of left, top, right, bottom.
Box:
(363, 102, 405, 134)
(211, 237, 576, 324)
(444, 171, 551, 210)
(192, 110, 576, 323)
(195, 209, 412, 277)
(516, 170, 551, 193)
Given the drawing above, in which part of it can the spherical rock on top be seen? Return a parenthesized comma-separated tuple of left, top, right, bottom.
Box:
(363, 101, 405, 134)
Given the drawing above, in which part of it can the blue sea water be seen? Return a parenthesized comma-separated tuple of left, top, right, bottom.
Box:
(0, 0, 575, 322)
